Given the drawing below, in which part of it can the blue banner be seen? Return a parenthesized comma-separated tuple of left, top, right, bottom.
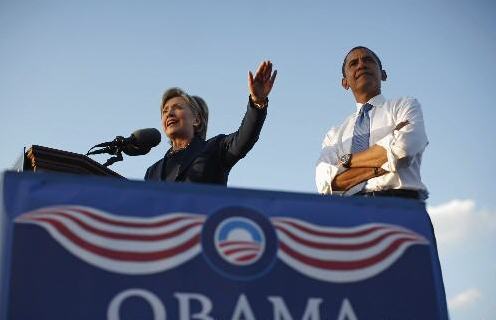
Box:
(0, 171, 448, 319)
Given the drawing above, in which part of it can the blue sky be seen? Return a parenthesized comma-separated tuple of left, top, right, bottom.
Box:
(1, 0, 495, 318)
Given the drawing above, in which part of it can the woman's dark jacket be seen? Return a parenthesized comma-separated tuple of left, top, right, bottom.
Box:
(144, 100, 267, 185)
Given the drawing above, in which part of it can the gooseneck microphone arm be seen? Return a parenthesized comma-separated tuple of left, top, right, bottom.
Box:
(86, 136, 127, 167)
(103, 150, 124, 167)
(86, 128, 161, 167)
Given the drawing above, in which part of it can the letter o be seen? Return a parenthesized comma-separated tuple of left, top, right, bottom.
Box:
(107, 288, 166, 320)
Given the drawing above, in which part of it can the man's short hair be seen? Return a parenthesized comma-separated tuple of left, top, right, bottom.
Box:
(341, 46, 383, 77)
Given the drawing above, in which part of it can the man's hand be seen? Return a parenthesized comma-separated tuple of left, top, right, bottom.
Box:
(332, 167, 388, 191)
(248, 60, 277, 107)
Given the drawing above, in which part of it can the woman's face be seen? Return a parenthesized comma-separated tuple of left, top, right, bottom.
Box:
(161, 96, 198, 141)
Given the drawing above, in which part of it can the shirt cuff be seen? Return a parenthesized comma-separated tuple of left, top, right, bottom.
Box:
(375, 134, 399, 173)
(316, 162, 345, 195)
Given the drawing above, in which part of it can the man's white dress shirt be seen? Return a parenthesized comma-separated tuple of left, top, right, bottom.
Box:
(315, 94, 429, 199)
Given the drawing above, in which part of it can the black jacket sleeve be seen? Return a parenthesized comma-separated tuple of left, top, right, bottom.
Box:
(220, 98, 268, 168)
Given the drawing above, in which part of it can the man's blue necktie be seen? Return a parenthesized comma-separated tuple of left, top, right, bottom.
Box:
(351, 103, 373, 153)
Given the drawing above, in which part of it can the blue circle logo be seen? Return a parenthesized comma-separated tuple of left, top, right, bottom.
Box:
(215, 217, 265, 266)
(202, 207, 277, 280)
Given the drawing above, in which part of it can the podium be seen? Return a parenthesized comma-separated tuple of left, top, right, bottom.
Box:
(18, 145, 123, 178)
(0, 171, 449, 319)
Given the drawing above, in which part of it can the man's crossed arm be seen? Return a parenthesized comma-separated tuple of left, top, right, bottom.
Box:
(331, 121, 409, 191)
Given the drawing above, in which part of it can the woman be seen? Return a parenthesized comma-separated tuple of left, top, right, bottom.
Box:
(145, 60, 277, 185)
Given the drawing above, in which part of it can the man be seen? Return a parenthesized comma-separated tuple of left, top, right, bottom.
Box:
(315, 47, 428, 200)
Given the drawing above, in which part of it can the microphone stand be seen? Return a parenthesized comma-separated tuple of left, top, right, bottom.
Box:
(86, 136, 126, 167)
(103, 150, 123, 167)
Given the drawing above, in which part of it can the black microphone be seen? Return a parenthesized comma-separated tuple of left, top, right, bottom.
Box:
(122, 128, 162, 156)
(88, 128, 161, 156)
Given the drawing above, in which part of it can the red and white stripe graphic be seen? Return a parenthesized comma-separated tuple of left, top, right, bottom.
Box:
(271, 217, 429, 283)
(217, 240, 262, 265)
(15, 205, 206, 275)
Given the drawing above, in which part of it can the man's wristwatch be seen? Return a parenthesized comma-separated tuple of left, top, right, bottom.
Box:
(340, 153, 352, 168)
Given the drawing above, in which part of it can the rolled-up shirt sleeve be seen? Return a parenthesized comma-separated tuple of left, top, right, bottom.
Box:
(315, 127, 345, 194)
(375, 98, 428, 172)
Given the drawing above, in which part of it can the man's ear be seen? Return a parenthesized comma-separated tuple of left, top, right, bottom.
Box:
(341, 77, 349, 90)
(381, 70, 387, 81)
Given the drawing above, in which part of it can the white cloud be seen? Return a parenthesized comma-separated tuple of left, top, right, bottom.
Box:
(427, 199, 496, 247)
(448, 288, 482, 310)
(427, 200, 496, 320)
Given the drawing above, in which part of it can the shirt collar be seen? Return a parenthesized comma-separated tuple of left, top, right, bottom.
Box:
(355, 94, 386, 114)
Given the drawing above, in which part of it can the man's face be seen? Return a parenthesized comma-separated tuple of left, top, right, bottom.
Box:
(342, 48, 383, 97)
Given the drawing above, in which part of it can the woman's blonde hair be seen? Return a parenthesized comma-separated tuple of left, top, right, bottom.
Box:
(161, 87, 209, 140)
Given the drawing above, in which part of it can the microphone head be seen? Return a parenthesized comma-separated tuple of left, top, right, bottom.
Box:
(123, 128, 161, 156)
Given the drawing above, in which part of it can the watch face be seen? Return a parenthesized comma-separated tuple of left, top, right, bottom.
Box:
(340, 154, 351, 167)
